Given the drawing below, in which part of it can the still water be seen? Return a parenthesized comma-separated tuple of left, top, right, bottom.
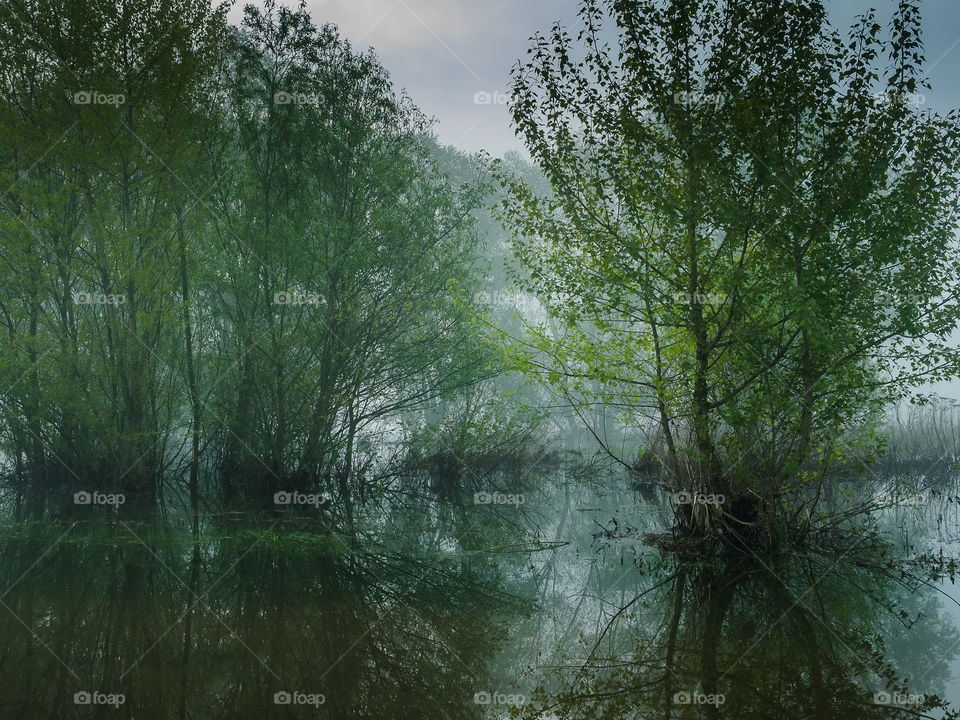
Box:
(1, 460, 959, 718)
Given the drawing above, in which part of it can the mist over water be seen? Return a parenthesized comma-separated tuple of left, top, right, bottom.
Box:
(3, 0, 960, 717)
(1, 445, 959, 718)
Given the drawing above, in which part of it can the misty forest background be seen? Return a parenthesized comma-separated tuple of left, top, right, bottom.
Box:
(0, 0, 959, 553)
(0, 0, 547, 525)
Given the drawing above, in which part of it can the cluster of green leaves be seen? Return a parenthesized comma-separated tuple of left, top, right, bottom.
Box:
(496, 0, 960, 524)
(0, 0, 494, 517)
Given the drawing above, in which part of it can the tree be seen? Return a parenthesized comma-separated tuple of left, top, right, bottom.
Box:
(0, 0, 227, 514)
(0, 0, 493, 521)
(497, 0, 960, 545)
(205, 1, 492, 514)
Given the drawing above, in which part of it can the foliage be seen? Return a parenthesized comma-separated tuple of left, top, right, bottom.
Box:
(496, 0, 960, 542)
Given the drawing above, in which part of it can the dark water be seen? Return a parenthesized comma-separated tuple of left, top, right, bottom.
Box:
(2, 463, 960, 718)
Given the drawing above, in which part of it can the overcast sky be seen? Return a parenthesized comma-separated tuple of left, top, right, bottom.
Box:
(226, 0, 960, 157)
(228, 0, 960, 400)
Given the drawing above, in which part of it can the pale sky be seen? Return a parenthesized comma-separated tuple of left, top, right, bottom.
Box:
(227, 0, 960, 157)
(227, 0, 960, 400)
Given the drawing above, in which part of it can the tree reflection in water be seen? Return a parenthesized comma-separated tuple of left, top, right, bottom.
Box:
(1, 472, 959, 720)
(0, 515, 524, 719)
(522, 546, 960, 720)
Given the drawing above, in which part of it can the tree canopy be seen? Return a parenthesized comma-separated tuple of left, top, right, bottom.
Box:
(496, 0, 960, 543)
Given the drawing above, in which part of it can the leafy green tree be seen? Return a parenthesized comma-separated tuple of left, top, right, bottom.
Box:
(497, 0, 960, 543)
(0, 0, 227, 514)
(0, 0, 493, 520)
(205, 2, 492, 515)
